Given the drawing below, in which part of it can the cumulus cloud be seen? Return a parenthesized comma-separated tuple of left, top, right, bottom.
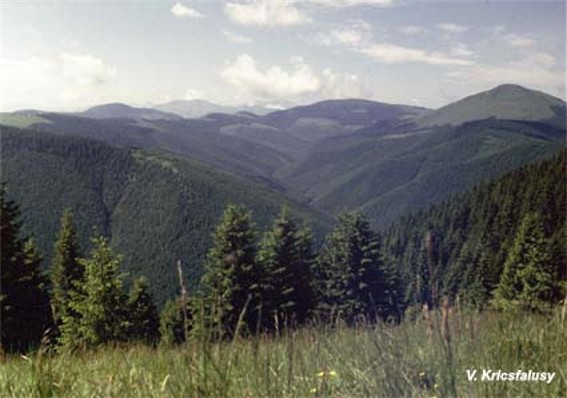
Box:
(1, 53, 117, 111)
(317, 28, 367, 46)
(225, 1, 310, 26)
(398, 25, 427, 36)
(171, 2, 204, 19)
(450, 43, 474, 58)
(219, 53, 370, 102)
(222, 29, 253, 44)
(184, 88, 205, 100)
(319, 68, 370, 99)
(446, 51, 563, 88)
(502, 33, 535, 48)
(311, 0, 395, 8)
(436, 23, 469, 34)
(220, 54, 320, 98)
(360, 43, 473, 66)
(60, 53, 116, 86)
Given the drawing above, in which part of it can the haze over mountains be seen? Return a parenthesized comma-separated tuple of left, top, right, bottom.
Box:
(1, 83, 565, 304)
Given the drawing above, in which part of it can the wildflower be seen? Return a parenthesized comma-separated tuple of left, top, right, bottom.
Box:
(317, 370, 337, 377)
(419, 372, 426, 377)
(309, 387, 317, 394)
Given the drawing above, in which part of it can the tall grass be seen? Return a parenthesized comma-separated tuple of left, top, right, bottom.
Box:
(1, 306, 565, 397)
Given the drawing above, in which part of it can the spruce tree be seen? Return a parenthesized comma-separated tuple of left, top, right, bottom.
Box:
(127, 276, 160, 344)
(256, 207, 314, 330)
(492, 213, 553, 312)
(50, 209, 82, 326)
(59, 236, 129, 348)
(159, 299, 186, 346)
(313, 212, 387, 324)
(199, 204, 258, 338)
(0, 185, 52, 352)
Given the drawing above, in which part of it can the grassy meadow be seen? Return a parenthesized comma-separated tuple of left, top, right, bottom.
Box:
(2, 305, 565, 398)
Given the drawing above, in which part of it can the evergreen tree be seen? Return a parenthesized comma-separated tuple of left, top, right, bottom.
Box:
(256, 207, 314, 330)
(313, 212, 388, 324)
(1, 185, 52, 352)
(127, 276, 160, 344)
(492, 213, 553, 312)
(50, 209, 82, 326)
(159, 299, 186, 346)
(59, 236, 129, 348)
(198, 204, 258, 338)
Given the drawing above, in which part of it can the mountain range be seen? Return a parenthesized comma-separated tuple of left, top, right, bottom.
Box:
(1, 83, 565, 305)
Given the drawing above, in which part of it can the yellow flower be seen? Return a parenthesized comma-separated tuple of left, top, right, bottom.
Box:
(317, 370, 337, 377)
(309, 387, 317, 394)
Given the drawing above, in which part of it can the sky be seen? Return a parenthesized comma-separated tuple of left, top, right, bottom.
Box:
(1, 0, 565, 112)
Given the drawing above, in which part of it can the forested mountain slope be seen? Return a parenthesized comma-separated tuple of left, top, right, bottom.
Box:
(1, 126, 333, 307)
(382, 150, 566, 308)
(2, 85, 565, 229)
(281, 85, 565, 227)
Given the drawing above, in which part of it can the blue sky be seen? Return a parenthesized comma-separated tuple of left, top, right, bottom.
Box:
(1, 0, 565, 111)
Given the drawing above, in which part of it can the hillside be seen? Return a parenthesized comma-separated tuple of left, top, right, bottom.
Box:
(82, 103, 182, 121)
(413, 84, 565, 128)
(154, 99, 274, 119)
(382, 150, 566, 307)
(1, 126, 333, 307)
(2, 85, 565, 229)
(280, 85, 566, 227)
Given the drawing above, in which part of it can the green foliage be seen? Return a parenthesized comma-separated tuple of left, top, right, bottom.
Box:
(198, 204, 259, 339)
(50, 209, 82, 326)
(159, 299, 186, 346)
(2, 310, 565, 397)
(0, 184, 52, 352)
(383, 150, 566, 311)
(492, 213, 554, 312)
(256, 207, 314, 329)
(314, 212, 389, 323)
(127, 277, 160, 344)
(59, 237, 129, 348)
(1, 126, 332, 309)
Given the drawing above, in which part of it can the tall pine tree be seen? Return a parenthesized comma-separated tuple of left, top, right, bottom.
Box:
(127, 276, 160, 344)
(50, 209, 82, 327)
(256, 207, 314, 330)
(198, 204, 259, 339)
(0, 184, 52, 352)
(492, 213, 553, 312)
(59, 236, 129, 348)
(313, 213, 388, 324)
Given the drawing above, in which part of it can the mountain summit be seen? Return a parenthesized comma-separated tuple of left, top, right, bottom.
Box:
(415, 84, 565, 128)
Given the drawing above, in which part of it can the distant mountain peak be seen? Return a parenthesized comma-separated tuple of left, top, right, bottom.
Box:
(415, 84, 565, 128)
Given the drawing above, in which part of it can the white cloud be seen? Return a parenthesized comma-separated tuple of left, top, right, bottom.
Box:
(311, 0, 395, 8)
(61, 53, 116, 86)
(222, 29, 253, 44)
(219, 53, 370, 102)
(1, 53, 116, 111)
(436, 23, 469, 34)
(398, 25, 427, 36)
(220, 54, 320, 98)
(171, 2, 204, 19)
(450, 43, 474, 58)
(447, 51, 563, 88)
(225, 1, 310, 26)
(317, 27, 368, 46)
(502, 33, 535, 48)
(184, 88, 205, 100)
(360, 43, 474, 66)
(319, 68, 370, 99)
